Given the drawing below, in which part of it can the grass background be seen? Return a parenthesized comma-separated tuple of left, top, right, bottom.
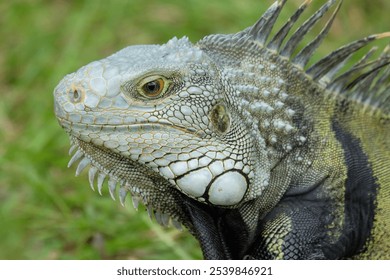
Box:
(0, 0, 388, 260)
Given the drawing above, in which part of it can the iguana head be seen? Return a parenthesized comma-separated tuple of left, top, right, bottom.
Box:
(54, 34, 272, 217)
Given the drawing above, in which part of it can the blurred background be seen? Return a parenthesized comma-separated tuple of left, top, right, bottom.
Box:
(0, 0, 388, 259)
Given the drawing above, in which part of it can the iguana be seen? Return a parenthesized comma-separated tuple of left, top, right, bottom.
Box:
(54, 0, 390, 259)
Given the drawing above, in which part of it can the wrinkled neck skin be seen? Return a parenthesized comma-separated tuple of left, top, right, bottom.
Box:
(180, 41, 321, 259)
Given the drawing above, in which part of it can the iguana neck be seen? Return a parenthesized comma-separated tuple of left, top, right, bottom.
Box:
(220, 49, 311, 170)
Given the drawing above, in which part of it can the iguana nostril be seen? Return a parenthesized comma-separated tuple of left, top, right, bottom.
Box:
(69, 88, 84, 103)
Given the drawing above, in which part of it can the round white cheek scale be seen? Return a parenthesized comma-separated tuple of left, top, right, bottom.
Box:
(208, 171, 247, 206)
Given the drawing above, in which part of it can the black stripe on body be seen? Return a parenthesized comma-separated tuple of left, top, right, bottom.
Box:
(330, 120, 378, 257)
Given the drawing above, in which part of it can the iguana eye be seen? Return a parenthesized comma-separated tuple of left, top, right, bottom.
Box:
(138, 76, 169, 98)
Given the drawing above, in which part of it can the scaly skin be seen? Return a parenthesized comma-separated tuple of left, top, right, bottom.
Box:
(54, 0, 390, 259)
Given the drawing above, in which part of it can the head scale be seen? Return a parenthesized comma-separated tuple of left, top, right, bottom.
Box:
(54, 35, 270, 209)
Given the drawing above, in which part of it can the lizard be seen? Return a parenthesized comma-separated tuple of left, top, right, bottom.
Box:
(54, 0, 390, 259)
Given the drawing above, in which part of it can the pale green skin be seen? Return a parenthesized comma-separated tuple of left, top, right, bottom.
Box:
(54, 0, 390, 259)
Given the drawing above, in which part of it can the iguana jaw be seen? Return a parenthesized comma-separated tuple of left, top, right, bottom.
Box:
(63, 123, 255, 209)
(66, 135, 188, 229)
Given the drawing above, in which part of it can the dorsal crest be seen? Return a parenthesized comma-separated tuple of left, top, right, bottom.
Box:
(198, 0, 390, 114)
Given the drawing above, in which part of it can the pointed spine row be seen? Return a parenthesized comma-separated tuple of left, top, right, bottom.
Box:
(248, 0, 389, 110)
(250, 0, 340, 71)
(67, 146, 183, 230)
(249, 1, 389, 79)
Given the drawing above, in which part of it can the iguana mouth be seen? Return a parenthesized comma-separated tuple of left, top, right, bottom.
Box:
(57, 117, 206, 138)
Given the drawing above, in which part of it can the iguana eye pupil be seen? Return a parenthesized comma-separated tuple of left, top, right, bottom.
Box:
(141, 78, 164, 97)
(145, 81, 159, 92)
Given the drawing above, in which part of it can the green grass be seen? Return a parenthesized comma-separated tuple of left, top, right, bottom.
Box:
(0, 0, 388, 259)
